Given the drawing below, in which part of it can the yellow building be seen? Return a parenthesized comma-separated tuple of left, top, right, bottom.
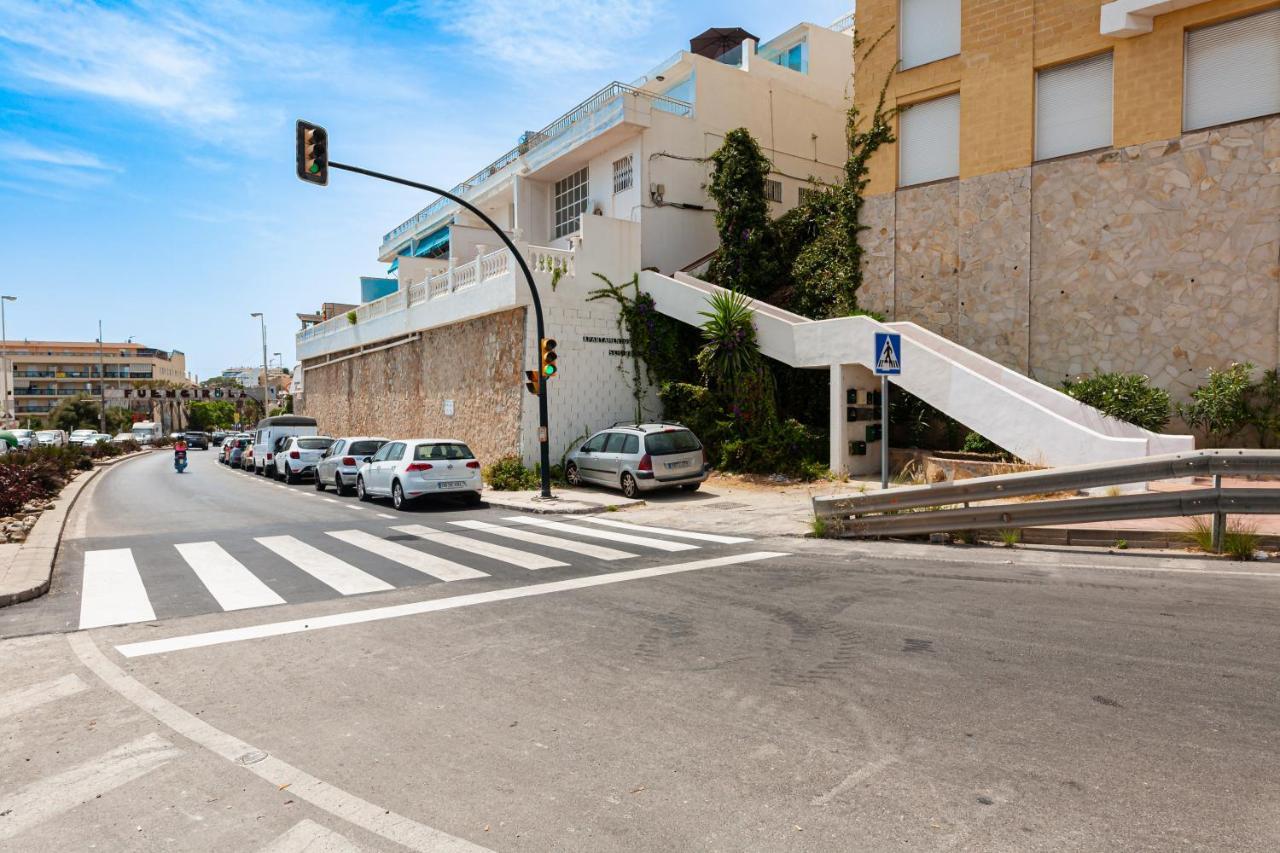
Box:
(852, 0, 1279, 398)
(1, 340, 188, 425)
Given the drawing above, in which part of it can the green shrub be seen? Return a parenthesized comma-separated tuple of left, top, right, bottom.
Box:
(483, 455, 540, 491)
(0, 466, 46, 516)
(1179, 363, 1254, 446)
(962, 432, 1002, 454)
(1061, 372, 1171, 432)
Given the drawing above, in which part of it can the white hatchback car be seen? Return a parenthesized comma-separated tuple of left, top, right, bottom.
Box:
(273, 435, 334, 484)
(356, 439, 483, 510)
(315, 436, 390, 496)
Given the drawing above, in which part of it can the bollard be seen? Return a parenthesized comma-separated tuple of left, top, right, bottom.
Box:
(1211, 473, 1226, 554)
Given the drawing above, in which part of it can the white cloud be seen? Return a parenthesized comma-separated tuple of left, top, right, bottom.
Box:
(0, 137, 117, 170)
(401, 0, 662, 72)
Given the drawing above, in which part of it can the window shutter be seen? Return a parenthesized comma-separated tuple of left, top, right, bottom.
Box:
(898, 94, 960, 187)
(900, 0, 961, 70)
(1184, 9, 1280, 131)
(1036, 53, 1113, 161)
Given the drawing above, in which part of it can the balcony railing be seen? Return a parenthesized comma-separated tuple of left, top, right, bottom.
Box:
(381, 82, 692, 251)
(299, 244, 563, 345)
(830, 11, 855, 32)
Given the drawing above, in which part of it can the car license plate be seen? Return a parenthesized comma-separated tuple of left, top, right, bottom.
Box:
(438, 481, 465, 489)
(666, 460, 689, 469)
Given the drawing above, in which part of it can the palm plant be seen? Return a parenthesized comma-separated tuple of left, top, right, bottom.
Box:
(696, 290, 761, 389)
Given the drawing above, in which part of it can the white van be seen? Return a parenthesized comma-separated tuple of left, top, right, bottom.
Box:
(131, 421, 161, 444)
(251, 415, 319, 476)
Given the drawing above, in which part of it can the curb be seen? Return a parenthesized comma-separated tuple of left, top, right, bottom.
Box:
(0, 449, 151, 608)
(479, 495, 645, 515)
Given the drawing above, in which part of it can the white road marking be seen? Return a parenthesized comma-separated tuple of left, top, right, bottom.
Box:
(506, 516, 698, 552)
(79, 549, 156, 630)
(326, 530, 488, 582)
(256, 536, 394, 595)
(258, 819, 362, 853)
(450, 519, 637, 560)
(392, 524, 568, 570)
(376, 513, 396, 519)
(322, 498, 341, 504)
(581, 516, 752, 544)
(0, 732, 182, 842)
(69, 634, 492, 853)
(115, 551, 788, 658)
(0, 674, 88, 720)
(175, 542, 287, 611)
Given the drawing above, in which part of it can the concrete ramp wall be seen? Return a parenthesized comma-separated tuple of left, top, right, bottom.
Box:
(640, 270, 1194, 468)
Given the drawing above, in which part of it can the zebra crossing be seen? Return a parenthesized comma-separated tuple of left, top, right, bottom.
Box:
(76, 516, 755, 631)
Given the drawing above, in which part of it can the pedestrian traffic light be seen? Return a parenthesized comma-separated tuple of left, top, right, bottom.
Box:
(525, 369, 540, 396)
(295, 120, 328, 186)
(540, 338, 558, 379)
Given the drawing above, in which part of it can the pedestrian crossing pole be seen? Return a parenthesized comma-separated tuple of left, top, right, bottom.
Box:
(880, 374, 889, 490)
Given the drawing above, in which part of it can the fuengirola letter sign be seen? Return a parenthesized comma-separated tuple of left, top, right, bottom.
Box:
(105, 388, 274, 400)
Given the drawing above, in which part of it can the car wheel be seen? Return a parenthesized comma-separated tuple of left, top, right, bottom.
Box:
(621, 472, 639, 499)
(565, 463, 582, 486)
(462, 491, 483, 506)
(335, 474, 348, 496)
(680, 482, 701, 492)
(357, 477, 370, 502)
(392, 480, 408, 511)
(285, 466, 296, 485)
(314, 474, 325, 492)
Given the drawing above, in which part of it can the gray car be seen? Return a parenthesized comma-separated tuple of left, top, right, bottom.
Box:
(564, 423, 708, 498)
(315, 436, 389, 496)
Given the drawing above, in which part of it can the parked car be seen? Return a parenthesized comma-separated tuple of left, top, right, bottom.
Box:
(565, 423, 708, 498)
(8, 429, 35, 450)
(183, 431, 210, 450)
(356, 439, 482, 510)
(315, 436, 390, 495)
(251, 416, 319, 476)
(241, 445, 255, 471)
(70, 429, 96, 444)
(35, 430, 67, 447)
(224, 436, 250, 468)
(110, 432, 137, 445)
(212, 431, 228, 446)
(272, 435, 334, 483)
(78, 433, 112, 447)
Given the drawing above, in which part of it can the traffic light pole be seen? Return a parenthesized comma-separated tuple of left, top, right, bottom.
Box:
(327, 160, 554, 498)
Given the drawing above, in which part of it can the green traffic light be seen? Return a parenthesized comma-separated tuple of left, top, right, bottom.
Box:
(543, 364, 556, 377)
(309, 163, 320, 174)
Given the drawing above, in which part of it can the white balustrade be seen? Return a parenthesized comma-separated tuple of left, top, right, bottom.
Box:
(527, 246, 575, 278)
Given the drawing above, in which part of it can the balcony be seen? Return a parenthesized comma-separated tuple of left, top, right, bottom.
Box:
(379, 82, 691, 258)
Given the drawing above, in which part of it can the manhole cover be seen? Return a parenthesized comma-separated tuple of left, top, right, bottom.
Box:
(235, 750, 268, 766)
(704, 501, 750, 510)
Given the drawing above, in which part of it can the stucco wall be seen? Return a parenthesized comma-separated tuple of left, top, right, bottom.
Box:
(855, 116, 1280, 398)
(301, 308, 526, 464)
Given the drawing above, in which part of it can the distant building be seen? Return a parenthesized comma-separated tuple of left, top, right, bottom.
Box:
(1, 340, 187, 426)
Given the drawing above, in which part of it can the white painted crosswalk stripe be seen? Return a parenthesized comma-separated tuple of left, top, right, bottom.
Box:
(258, 819, 363, 853)
(580, 516, 752, 544)
(0, 733, 182, 842)
(0, 674, 88, 721)
(256, 536, 394, 595)
(80, 548, 156, 629)
(327, 530, 489, 582)
(175, 542, 287, 611)
(391, 524, 568, 570)
(505, 516, 698, 551)
(450, 519, 637, 560)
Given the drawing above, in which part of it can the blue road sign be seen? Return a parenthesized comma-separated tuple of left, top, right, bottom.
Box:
(874, 332, 902, 376)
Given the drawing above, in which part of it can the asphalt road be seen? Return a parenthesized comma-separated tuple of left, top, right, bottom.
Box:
(1, 449, 1277, 851)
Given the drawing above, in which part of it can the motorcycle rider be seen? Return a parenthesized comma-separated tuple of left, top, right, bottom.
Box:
(174, 437, 189, 472)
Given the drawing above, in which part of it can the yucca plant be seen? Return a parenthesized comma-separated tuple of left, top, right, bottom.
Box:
(696, 289, 761, 389)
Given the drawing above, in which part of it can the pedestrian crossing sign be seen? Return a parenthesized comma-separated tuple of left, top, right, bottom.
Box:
(874, 332, 902, 375)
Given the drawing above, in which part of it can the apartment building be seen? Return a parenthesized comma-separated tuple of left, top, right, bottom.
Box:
(299, 16, 856, 465)
(1, 340, 187, 424)
(852, 0, 1279, 399)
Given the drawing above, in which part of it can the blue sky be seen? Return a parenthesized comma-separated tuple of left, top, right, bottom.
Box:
(0, 0, 850, 379)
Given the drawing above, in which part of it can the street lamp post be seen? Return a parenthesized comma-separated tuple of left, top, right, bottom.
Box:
(250, 313, 270, 419)
(97, 320, 107, 433)
(1, 295, 15, 423)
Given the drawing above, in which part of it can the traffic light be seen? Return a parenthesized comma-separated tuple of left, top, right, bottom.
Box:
(525, 369, 540, 396)
(295, 120, 328, 186)
(540, 338, 558, 380)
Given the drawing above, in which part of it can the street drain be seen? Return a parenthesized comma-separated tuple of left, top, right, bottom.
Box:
(235, 750, 268, 766)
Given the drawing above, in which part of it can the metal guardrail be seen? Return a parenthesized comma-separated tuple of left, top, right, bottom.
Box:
(813, 449, 1280, 544)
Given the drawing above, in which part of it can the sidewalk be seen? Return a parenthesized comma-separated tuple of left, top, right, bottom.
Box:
(482, 486, 645, 515)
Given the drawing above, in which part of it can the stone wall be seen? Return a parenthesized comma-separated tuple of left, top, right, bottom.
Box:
(856, 115, 1280, 399)
(300, 308, 526, 464)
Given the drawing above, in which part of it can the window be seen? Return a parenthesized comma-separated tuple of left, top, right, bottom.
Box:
(603, 433, 627, 453)
(387, 443, 406, 461)
(798, 187, 822, 204)
(900, 0, 960, 69)
(769, 40, 807, 73)
(621, 434, 639, 454)
(645, 430, 702, 455)
(371, 443, 393, 462)
(348, 440, 386, 457)
(582, 433, 608, 453)
(1036, 53, 1113, 161)
(1183, 9, 1280, 132)
(553, 166, 589, 239)
(297, 438, 334, 451)
(898, 93, 960, 186)
(664, 74, 695, 104)
(413, 442, 474, 461)
(765, 179, 783, 202)
(612, 155, 633, 194)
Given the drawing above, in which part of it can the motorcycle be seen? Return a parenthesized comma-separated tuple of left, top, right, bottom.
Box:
(174, 449, 188, 474)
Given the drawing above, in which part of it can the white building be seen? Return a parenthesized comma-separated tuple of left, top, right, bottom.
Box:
(298, 18, 857, 466)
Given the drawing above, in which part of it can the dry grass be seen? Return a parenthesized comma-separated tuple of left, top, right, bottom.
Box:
(1182, 517, 1260, 560)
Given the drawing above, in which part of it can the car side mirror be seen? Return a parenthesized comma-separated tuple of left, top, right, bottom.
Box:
(363, 456, 373, 463)
(580, 446, 591, 454)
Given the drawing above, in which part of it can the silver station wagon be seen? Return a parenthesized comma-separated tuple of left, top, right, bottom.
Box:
(565, 423, 709, 498)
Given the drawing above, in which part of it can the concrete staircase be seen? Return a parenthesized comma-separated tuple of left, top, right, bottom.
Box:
(639, 270, 1194, 468)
